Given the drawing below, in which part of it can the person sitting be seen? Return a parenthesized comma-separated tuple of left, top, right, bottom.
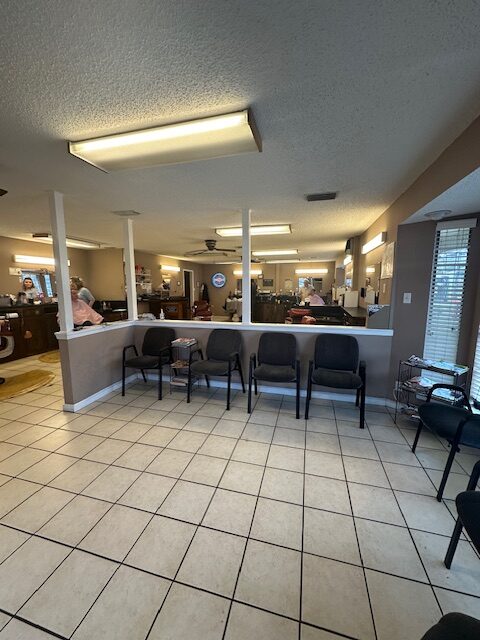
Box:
(70, 283, 103, 327)
(305, 286, 325, 306)
(70, 276, 95, 307)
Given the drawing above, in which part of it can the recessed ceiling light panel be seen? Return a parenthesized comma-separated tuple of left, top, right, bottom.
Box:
(252, 249, 298, 256)
(69, 110, 261, 172)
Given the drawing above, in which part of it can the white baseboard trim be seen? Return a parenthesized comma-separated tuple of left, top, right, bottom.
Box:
(66, 372, 394, 413)
(63, 373, 138, 412)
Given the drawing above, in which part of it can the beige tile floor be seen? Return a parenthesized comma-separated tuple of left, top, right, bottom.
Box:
(0, 354, 479, 639)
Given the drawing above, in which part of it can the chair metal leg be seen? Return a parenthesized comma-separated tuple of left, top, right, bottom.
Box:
(437, 443, 458, 501)
(305, 376, 312, 419)
(205, 375, 210, 388)
(296, 377, 300, 419)
(444, 518, 463, 569)
(227, 365, 232, 411)
(140, 369, 147, 383)
(355, 388, 360, 407)
(122, 364, 126, 396)
(359, 384, 365, 429)
(254, 377, 258, 395)
(411, 420, 423, 452)
(187, 366, 191, 403)
(248, 365, 253, 413)
(237, 356, 245, 393)
(158, 365, 163, 400)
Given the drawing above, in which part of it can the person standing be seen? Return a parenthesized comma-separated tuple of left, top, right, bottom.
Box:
(70, 277, 95, 307)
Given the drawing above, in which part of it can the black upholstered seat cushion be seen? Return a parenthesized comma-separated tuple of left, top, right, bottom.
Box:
(124, 354, 169, 369)
(456, 491, 480, 555)
(418, 404, 480, 448)
(190, 359, 230, 376)
(421, 612, 480, 639)
(312, 367, 362, 389)
(253, 363, 296, 383)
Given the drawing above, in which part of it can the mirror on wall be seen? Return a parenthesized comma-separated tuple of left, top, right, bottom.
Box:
(365, 263, 381, 304)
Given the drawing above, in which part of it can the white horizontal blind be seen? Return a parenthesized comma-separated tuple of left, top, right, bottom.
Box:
(470, 328, 480, 401)
(423, 226, 471, 372)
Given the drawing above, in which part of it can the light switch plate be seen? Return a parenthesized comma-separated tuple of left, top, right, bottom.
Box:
(403, 292, 412, 304)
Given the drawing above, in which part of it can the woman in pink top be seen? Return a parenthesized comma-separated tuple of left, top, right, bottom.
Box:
(70, 284, 103, 327)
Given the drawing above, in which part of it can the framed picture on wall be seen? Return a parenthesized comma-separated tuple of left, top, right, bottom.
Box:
(263, 278, 274, 287)
(381, 242, 395, 279)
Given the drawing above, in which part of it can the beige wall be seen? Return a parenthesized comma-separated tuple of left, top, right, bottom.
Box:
(0, 235, 90, 296)
(60, 324, 393, 405)
(85, 248, 125, 300)
(134, 251, 205, 300)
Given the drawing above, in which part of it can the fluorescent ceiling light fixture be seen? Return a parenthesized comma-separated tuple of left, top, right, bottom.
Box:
(32, 233, 101, 249)
(265, 259, 301, 264)
(362, 232, 386, 254)
(366, 267, 376, 274)
(14, 255, 71, 266)
(161, 265, 180, 272)
(216, 224, 291, 237)
(343, 255, 352, 266)
(295, 268, 328, 274)
(233, 269, 263, 276)
(252, 249, 298, 256)
(68, 109, 261, 172)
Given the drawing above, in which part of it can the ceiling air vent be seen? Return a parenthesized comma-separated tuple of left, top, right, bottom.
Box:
(305, 192, 337, 202)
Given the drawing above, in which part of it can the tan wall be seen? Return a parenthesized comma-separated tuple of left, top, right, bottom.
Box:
(0, 235, 89, 296)
(357, 114, 480, 305)
(60, 324, 393, 405)
(85, 248, 125, 300)
(134, 251, 205, 300)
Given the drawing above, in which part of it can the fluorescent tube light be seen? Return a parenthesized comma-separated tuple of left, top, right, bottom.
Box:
(265, 259, 300, 264)
(161, 265, 181, 272)
(32, 234, 101, 249)
(233, 269, 263, 276)
(69, 109, 261, 172)
(252, 249, 298, 256)
(295, 268, 328, 274)
(14, 255, 71, 267)
(361, 232, 386, 254)
(216, 224, 291, 237)
(343, 255, 352, 266)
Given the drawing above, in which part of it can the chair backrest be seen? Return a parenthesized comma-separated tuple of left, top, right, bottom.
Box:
(206, 329, 241, 361)
(314, 334, 359, 371)
(258, 332, 296, 367)
(142, 328, 175, 356)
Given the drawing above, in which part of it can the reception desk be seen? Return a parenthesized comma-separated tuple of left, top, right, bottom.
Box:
(0, 303, 59, 362)
(140, 297, 190, 320)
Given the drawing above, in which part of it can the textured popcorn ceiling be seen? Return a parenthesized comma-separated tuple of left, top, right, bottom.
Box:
(1, 0, 480, 260)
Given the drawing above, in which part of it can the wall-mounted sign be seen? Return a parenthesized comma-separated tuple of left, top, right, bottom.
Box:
(211, 272, 226, 288)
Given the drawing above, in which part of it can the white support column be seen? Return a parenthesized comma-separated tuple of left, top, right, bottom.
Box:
(123, 217, 138, 320)
(241, 208, 251, 324)
(49, 191, 73, 332)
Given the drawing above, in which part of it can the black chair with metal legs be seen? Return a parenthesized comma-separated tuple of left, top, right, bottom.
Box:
(444, 459, 480, 569)
(248, 333, 300, 418)
(122, 328, 175, 400)
(305, 334, 366, 428)
(412, 384, 480, 501)
(420, 612, 480, 639)
(189, 329, 245, 410)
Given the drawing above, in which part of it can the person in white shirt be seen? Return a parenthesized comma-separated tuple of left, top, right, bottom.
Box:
(22, 277, 39, 301)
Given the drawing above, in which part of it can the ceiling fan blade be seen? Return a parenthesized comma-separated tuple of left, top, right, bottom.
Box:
(217, 247, 236, 252)
(184, 249, 207, 256)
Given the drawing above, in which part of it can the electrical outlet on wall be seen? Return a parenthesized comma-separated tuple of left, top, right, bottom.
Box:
(403, 292, 412, 304)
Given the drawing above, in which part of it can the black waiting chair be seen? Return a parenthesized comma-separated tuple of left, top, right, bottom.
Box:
(190, 329, 245, 410)
(122, 328, 175, 400)
(305, 334, 366, 428)
(248, 333, 300, 418)
(420, 613, 480, 639)
(444, 459, 480, 569)
(412, 384, 480, 501)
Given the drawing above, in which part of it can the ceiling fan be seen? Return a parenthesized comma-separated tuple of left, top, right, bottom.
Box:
(184, 239, 237, 257)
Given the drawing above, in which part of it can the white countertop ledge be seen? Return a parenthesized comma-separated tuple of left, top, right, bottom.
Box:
(56, 319, 393, 340)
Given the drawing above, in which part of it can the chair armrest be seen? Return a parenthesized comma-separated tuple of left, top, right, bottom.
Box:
(426, 383, 472, 410)
(308, 360, 314, 378)
(122, 344, 138, 362)
(466, 459, 480, 490)
(226, 351, 240, 361)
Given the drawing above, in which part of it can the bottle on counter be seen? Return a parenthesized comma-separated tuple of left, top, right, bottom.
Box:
(159, 309, 165, 320)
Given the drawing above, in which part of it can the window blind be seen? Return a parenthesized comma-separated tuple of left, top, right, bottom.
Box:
(470, 328, 480, 401)
(423, 226, 471, 368)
